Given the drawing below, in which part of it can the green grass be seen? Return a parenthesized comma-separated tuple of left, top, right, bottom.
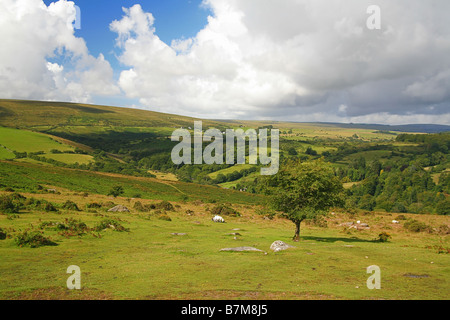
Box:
(0, 147, 15, 160)
(0, 160, 261, 205)
(0, 199, 448, 300)
(0, 127, 73, 153)
(42, 153, 94, 165)
(208, 164, 255, 179)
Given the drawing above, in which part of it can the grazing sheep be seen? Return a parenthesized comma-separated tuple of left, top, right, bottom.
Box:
(392, 220, 400, 224)
(212, 215, 225, 223)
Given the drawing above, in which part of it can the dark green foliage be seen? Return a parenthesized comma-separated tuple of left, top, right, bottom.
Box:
(0, 227, 6, 240)
(108, 185, 124, 198)
(435, 198, 450, 215)
(376, 232, 392, 242)
(14, 231, 56, 248)
(62, 200, 80, 211)
(211, 204, 240, 217)
(262, 159, 344, 240)
(0, 193, 25, 214)
(86, 202, 102, 209)
(155, 200, 175, 211)
(403, 219, 431, 233)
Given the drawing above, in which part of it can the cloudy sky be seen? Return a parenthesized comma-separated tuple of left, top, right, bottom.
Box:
(1, 0, 450, 125)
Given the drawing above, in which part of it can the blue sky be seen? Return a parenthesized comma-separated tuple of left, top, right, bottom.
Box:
(43, 0, 211, 71)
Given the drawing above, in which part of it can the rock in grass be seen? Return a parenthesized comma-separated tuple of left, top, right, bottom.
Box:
(171, 233, 187, 236)
(108, 205, 130, 212)
(270, 240, 296, 252)
(220, 246, 266, 254)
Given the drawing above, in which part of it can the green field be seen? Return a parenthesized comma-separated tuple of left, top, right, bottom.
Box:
(42, 153, 94, 165)
(0, 146, 15, 160)
(0, 127, 73, 153)
(0, 193, 448, 300)
(0, 161, 261, 204)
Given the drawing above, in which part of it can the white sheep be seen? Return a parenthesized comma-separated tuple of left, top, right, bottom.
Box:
(392, 220, 400, 224)
(212, 215, 225, 223)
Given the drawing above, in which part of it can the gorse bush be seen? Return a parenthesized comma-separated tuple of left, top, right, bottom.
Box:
(14, 231, 56, 248)
(376, 232, 392, 242)
(86, 202, 102, 209)
(62, 200, 80, 211)
(0, 193, 25, 214)
(403, 219, 431, 233)
(94, 218, 129, 232)
(211, 204, 240, 217)
(0, 227, 7, 240)
(24, 198, 58, 212)
(155, 200, 175, 211)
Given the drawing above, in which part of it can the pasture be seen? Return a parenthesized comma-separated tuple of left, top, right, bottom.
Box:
(0, 190, 448, 300)
(0, 127, 73, 154)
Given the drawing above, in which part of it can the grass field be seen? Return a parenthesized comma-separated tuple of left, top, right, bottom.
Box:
(0, 146, 15, 160)
(0, 160, 261, 205)
(42, 153, 94, 165)
(0, 127, 73, 153)
(0, 191, 448, 300)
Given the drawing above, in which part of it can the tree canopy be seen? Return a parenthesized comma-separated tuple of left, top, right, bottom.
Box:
(262, 159, 344, 241)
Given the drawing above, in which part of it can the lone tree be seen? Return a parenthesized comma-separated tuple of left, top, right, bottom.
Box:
(262, 159, 344, 241)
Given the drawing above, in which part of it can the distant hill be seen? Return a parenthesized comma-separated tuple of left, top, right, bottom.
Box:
(1, 99, 448, 133)
(316, 122, 450, 134)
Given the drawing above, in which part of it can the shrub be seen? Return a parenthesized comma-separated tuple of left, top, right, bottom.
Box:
(391, 202, 407, 213)
(87, 202, 102, 209)
(14, 231, 56, 248)
(108, 185, 124, 198)
(94, 218, 129, 232)
(43, 202, 58, 212)
(0, 228, 6, 240)
(436, 224, 450, 235)
(155, 200, 174, 211)
(157, 213, 172, 221)
(376, 232, 392, 242)
(133, 201, 146, 212)
(62, 200, 80, 211)
(0, 195, 22, 214)
(0, 197, 19, 213)
(404, 219, 430, 233)
(395, 214, 407, 221)
(102, 201, 116, 209)
(211, 204, 240, 217)
(24, 198, 58, 212)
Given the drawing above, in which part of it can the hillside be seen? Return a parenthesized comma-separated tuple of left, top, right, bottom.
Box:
(0, 99, 449, 216)
(0, 99, 449, 301)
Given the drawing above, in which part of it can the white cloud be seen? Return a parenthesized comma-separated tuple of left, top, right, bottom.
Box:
(111, 0, 450, 124)
(0, 0, 119, 103)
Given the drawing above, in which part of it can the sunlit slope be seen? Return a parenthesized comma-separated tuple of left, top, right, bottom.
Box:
(0, 99, 221, 129)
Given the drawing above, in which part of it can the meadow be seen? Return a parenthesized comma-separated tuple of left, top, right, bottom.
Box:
(0, 189, 448, 300)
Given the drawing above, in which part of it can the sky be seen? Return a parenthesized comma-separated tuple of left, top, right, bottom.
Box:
(1, 0, 450, 125)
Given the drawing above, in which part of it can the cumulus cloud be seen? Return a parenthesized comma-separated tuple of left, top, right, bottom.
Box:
(0, 0, 119, 103)
(111, 0, 450, 124)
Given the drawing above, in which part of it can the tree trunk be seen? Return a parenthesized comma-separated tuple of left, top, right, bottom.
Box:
(293, 220, 301, 242)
